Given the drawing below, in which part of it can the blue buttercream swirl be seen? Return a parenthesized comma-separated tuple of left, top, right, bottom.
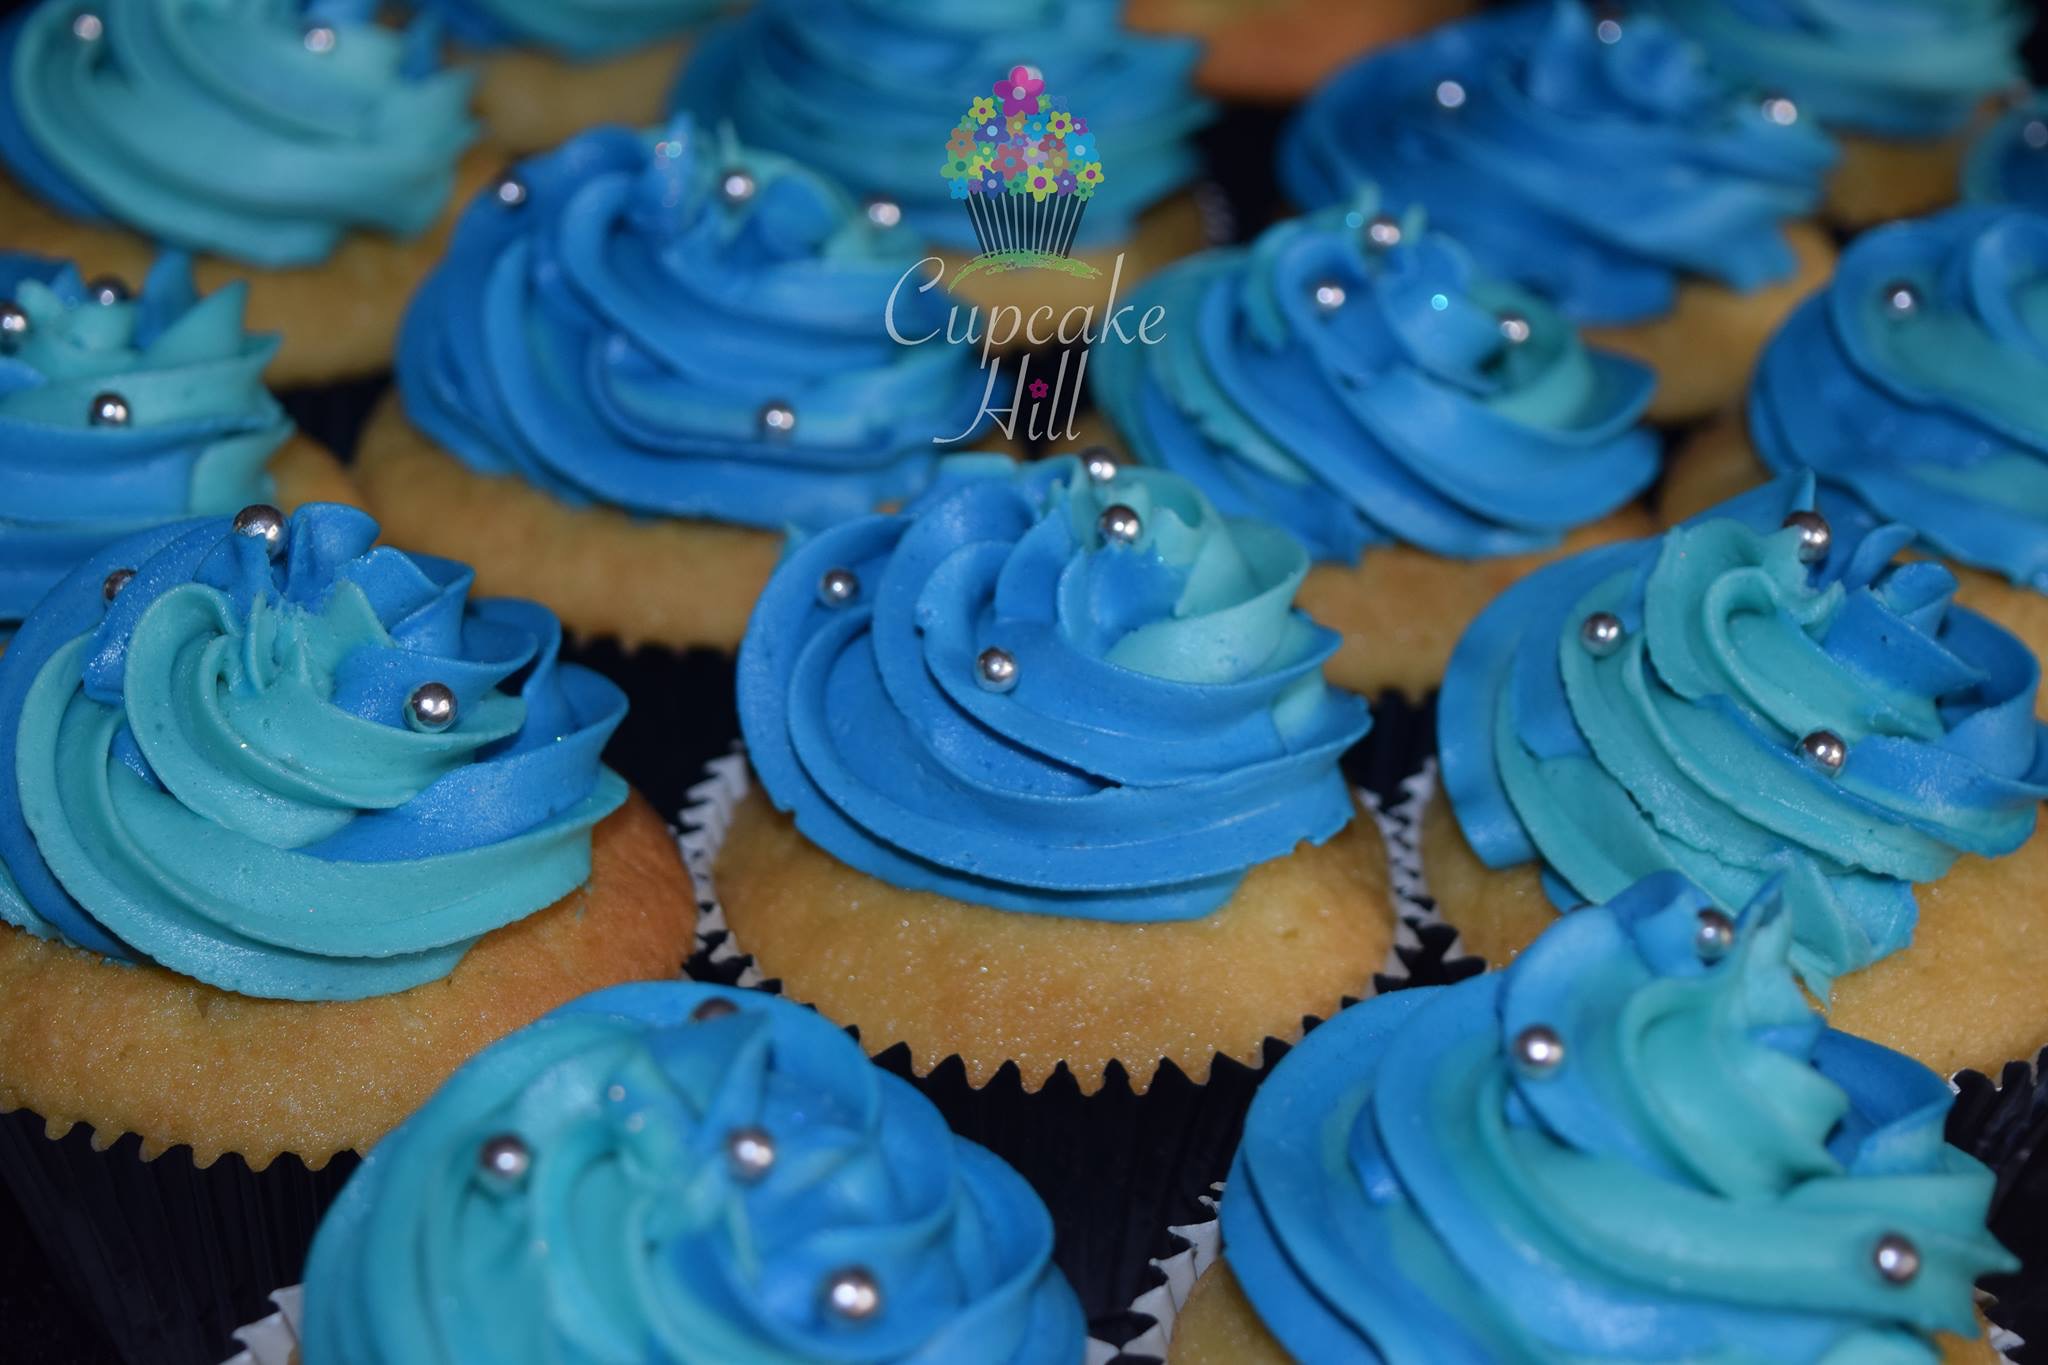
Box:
(0, 0, 475, 267)
(737, 455, 1371, 921)
(399, 118, 979, 533)
(1222, 872, 2016, 1364)
(1089, 192, 1659, 564)
(1, 251, 287, 629)
(1967, 96, 2048, 209)
(1279, 0, 1836, 325)
(1753, 206, 2048, 591)
(413, 0, 723, 59)
(0, 503, 629, 1001)
(301, 982, 1085, 1365)
(1641, 0, 2029, 138)
(1439, 475, 2048, 991)
(668, 0, 1212, 250)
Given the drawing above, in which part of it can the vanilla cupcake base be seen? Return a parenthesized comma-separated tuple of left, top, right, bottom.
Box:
(1122, 0, 1477, 103)
(1825, 126, 1974, 230)
(0, 146, 503, 388)
(469, 37, 691, 155)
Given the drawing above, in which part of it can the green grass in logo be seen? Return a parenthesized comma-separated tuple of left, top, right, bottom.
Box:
(950, 250, 1103, 286)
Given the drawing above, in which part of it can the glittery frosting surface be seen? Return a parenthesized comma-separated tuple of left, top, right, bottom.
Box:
(1, 251, 287, 628)
(398, 119, 980, 533)
(1089, 193, 1658, 565)
(1222, 871, 2016, 1363)
(0, 0, 475, 266)
(1753, 205, 2048, 592)
(1279, 0, 1836, 325)
(414, 0, 722, 59)
(1439, 475, 2048, 992)
(0, 503, 628, 1000)
(300, 981, 1084, 1364)
(737, 455, 1371, 921)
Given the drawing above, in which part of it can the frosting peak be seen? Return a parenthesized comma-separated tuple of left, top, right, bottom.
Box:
(738, 455, 1371, 921)
(0, 504, 628, 1000)
(1224, 873, 2015, 1363)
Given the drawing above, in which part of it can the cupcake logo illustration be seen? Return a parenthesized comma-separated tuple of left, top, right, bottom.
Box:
(945, 65, 1105, 283)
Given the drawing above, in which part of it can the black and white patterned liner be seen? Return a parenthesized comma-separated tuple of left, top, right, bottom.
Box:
(221, 1286, 299, 1365)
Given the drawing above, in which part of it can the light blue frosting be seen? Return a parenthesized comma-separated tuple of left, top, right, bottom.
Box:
(737, 455, 1371, 922)
(1641, 0, 2029, 138)
(1439, 475, 2048, 993)
(668, 0, 1213, 250)
(301, 982, 1085, 1365)
(1223, 872, 2016, 1364)
(1, 251, 287, 630)
(1753, 205, 2048, 591)
(1966, 95, 2048, 211)
(399, 118, 979, 533)
(0, 504, 629, 1001)
(1279, 0, 1837, 325)
(413, 0, 723, 59)
(0, 0, 475, 267)
(1089, 192, 1659, 565)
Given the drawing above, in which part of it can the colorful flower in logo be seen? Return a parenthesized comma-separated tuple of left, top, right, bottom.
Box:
(1022, 141, 1047, 168)
(969, 96, 997, 123)
(976, 168, 1004, 195)
(976, 119, 1004, 143)
(1077, 162, 1104, 193)
(1065, 135, 1095, 165)
(1047, 112, 1074, 139)
(996, 64, 1045, 118)
(1042, 144, 1068, 174)
(1026, 168, 1057, 202)
(947, 126, 977, 159)
(1055, 170, 1078, 196)
(951, 178, 971, 201)
(1006, 113, 1028, 136)
(1071, 117, 1089, 135)
(992, 144, 1025, 179)
(941, 153, 977, 180)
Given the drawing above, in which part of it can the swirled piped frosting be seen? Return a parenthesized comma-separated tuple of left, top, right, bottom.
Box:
(1088, 193, 1659, 565)
(1279, 0, 1836, 325)
(414, 0, 722, 59)
(1439, 475, 2048, 991)
(301, 982, 1085, 1365)
(669, 0, 1212, 250)
(0, 0, 475, 266)
(1641, 0, 2028, 138)
(1967, 97, 2048, 210)
(0, 503, 628, 1000)
(399, 119, 978, 533)
(737, 455, 1371, 921)
(1, 251, 288, 628)
(1222, 872, 2015, 1364)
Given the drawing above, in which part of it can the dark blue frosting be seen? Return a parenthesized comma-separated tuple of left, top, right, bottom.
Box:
(1967, 95, 2048, 210)
(412, 0, 722, 59)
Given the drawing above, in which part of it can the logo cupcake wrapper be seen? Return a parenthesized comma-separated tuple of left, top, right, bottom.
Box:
(948, 66, 1103, 274)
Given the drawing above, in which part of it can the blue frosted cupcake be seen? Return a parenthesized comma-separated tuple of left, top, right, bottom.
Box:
(1641, 0, 2030, 227)
(1966, 93, 2048, 212)
(1088, 193, 1659, 698)
(1280, 0, 1839, 421)
(1170, 873, 2016, 1364)
(0, 0, 487, 384)
(355, 117, 987, 653)
(0, 250, 355, 635)
(1426, 474, 2048, 1082)
(297, 982, 1084, 1364)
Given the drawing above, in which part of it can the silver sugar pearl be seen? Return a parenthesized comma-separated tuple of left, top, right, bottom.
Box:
(1579, 611, 1625, 658)
(1435, 79, 1468, 110)
(1596, 17, 1623, 43)
(823, 1268, 882, 1321)
(494, 174, 529, 208)
(1761, 94, 1800, 126)
(1513, 1025, 1565, 1077)
(86, 275, 129, 306)
(1366, 214, 1403, 250)
(231, 502, 285, 553)
(1882, 280, 1920, 318)
(1098, 504, 1142, 546)
(0, 302, 28, 348)
(1313, 280, 1347, 313)
(2024, 119, 2048, 151)
(406, 681, 458, 733)
(1081, 447, 1118, 483)
(1694, 908, 1737, 962)
(1782, 509, 1831, 564)
(478, 1134, 531, 1188)
(1874, 1233, 1922, 1285)
(818, 567, 860, 608)
(101, 567, 134, 603)
(1800, 729, 1847, 774)
(864, 198, 903, 229)
(720, 168, 757, 204)
(88, 391, 129, 427)
(759, 402, 797, 439)
(726, 1126, 776, 1181)
(302, 23, 336, 53)
(691, 997, 739, 1022)
(1498, 312, 1532, 346)
(71, 10, 102, 40)
(977, 646, 1018, 694)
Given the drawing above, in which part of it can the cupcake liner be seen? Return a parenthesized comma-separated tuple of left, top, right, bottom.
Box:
(558, 636, 740, 822)
(1948, 1048, 2048, 1362)
(0, 1107, 356, 1365)
(276, 374, 392, 464)
(677, 749, 1438, 1335)
(223, 1287, 301, 1365)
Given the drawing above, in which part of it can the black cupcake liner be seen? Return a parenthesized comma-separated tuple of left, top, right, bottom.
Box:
(559, 636, 741, 821)
(276, 374, 392, 465)
(0, 1108, 357, 1365)
(1948, 1049, 2048, 1361)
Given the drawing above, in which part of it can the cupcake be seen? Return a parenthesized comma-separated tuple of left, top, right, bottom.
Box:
(1428, 474, 2048, 1082)
(1641, 0, 2030, 228)
(1088, 193, 1661, 700)
(1122, 0, 1478, 103)
(0, 250, 356, 635)
(414, 0, 727, 155)
(1279, 0, 1839, 424)
(0, 0, 494, 386)
(1966, 93, 2048, 210)
(355, 118, 988, 655)
(1172, 872, 2017, 1364)
(297, 982, 1084, 1363)
(0, 503, 693, 1363)
(669, 0, 1216, 321)
(1660, 205, 2048, 680)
